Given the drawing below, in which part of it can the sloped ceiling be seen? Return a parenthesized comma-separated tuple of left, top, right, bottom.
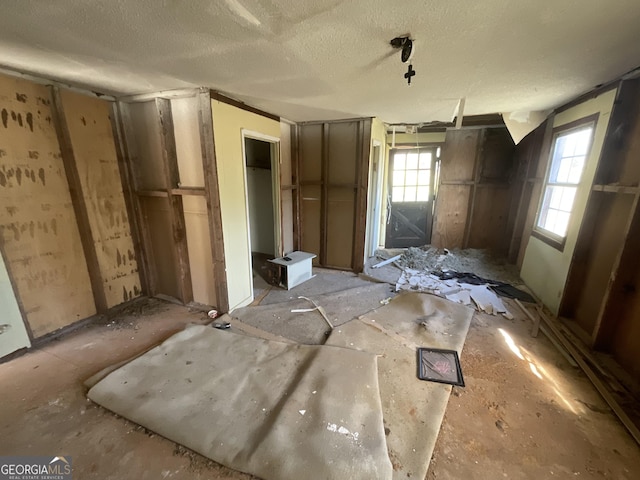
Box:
(1, 0, 640, 123)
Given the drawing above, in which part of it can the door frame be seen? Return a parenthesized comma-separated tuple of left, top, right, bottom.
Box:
(385, 146, 438, 248)
(365, 140, 385, 259)
(241, 129, 282, 300)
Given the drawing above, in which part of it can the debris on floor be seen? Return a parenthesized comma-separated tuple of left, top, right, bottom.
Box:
(396, 268, 512, 318)
(365, 246, 534, 318)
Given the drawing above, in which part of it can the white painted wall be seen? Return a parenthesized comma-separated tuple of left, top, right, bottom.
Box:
(0, 253, 31, 358)
(211, 101, 280, 311)
(520, 89, 617, 314)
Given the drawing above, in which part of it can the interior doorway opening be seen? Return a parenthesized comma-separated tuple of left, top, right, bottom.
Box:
(243, 135, 281, 298)
(365, 141, 384, 259)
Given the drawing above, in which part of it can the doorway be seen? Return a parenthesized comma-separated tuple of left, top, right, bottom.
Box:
(243, 134, 281, 296)
(365, 141, 384, 258)
(385, 148, 436, 248)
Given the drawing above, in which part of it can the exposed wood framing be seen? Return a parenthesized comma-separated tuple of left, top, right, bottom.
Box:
(462, 129, 487, 247)
(537, 308, 640, 446)
(197, 90, 229, 313)
(118, 88, 200, 103)
(50, 86, 107, 313)
(116, 102, 158, 294)
(155, 98, 194, 304)
(292, 124, 302, 251)
(352, 119, 372, 272)
(210, 90, 280, 122)
(320, 123, 330, 265)
(110, 102, 150, 295)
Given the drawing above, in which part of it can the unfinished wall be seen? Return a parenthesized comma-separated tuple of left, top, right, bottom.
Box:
(520, 89, 617, 314)
(297, 119, 372, 271)
(0, 74, 96, 337)
(124, 101, 183, 301)
(211, 100, 280, 310)
(171, 96, 217, 307)
(431, 127, 515, 253)
(60, 90, 141, 307)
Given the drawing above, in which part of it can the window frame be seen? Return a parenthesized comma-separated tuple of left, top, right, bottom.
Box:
(389, 149, 435, 203)
(532, 114, 599, 251)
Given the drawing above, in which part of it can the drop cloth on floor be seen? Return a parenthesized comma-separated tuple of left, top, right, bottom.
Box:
(88, 325, 392, 480)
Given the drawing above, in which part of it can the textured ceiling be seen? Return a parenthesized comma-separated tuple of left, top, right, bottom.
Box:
(1, 0, 640, 123)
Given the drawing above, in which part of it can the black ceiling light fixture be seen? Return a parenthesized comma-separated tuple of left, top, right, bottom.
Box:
(390, 35, 416, 85)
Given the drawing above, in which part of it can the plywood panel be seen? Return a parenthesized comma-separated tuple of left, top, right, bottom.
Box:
(61, 90, 141, 307)
(326, 187, 355, 268)
(573, 193, 633, 334)
(128, 101, 165, 190)
(440, 130, 480, 182)
(328, 121, 358, 184)
(301, 185, 321, 264)
(183, 195, 217, 307)
(479, 128, 514, 182)
(140, 196, 180, 299)
(467, 186, 511, 252)
(431, 185, 471, 249)
(0, 74, 95, 336)
(172, 97, 205, 188)
(299, 124, 322, 182)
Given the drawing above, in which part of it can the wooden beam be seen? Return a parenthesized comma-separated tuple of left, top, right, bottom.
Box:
(320, 123, 329, 266)
(292, 124, 302, 251)
(515, 299, 540, 337)
(50, 86, 107, 313)
(155, 98, 194, 304)
(210, 90, 280, 122)
(197, 90, 229, 313)
(352, 119, 371, 272)
(109, 101, 150, 296)
(171, 187, 206, 196)
(137, 190, 169, 198)
(116, 102, 157, 295)
(536, 307, 640, 446)
(118, 88, 200, 103)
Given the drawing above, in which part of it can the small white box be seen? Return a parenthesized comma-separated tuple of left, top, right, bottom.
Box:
(268, 251, 316, 290)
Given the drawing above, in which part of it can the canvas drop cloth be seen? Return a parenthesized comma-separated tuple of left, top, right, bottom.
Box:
(326, 292, 474, 479)
(88, 325, 393, 480)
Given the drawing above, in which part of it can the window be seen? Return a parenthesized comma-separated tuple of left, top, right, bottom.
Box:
(391, 151, 432, 202)
(535, 122, 595, 243)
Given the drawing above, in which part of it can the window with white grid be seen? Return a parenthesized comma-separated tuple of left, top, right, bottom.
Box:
(536, 123, 594, 239)
(391, 151, 432, 202)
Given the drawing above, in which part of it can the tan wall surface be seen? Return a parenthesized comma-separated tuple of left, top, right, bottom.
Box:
(521, 89, 617, 314)
(61, 90, 141, 307)
(183, 195, 217, 307)
(0, 74, 95, 336)
(211, 100, 280, 310)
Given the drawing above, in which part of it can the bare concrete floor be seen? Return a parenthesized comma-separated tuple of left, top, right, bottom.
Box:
(1, 295, 639, 479)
